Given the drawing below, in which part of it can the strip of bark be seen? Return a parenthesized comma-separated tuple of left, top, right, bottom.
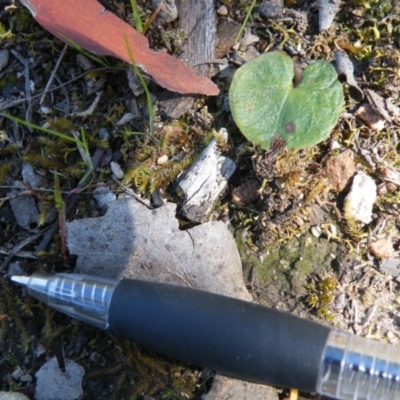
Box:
(159, 0, 217, 118)
(19, 0, 219, 96)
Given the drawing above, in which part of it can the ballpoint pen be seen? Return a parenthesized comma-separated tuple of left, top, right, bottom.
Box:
(10, 272, 400, 400)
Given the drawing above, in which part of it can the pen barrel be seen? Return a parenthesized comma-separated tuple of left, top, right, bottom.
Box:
(108, 279, 330, 392)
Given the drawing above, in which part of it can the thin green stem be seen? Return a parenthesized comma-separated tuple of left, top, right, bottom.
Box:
(1, 113, 93, 186)
(235, 0, 257, 43)
(130, 0, 144, 33)
(1, 112, 85, 147)
(61, 35, 109, 67)
(123, 34, 158, 149)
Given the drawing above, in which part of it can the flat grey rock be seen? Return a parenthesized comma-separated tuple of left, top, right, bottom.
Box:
(67, 199, 249, 299)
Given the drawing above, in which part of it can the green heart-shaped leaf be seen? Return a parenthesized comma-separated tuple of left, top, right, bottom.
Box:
(229, 52, 344, 149)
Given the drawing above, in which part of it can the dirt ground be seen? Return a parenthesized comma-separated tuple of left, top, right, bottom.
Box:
(1, 0, 400, 399)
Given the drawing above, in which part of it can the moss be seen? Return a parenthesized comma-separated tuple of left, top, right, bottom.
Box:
(0, 279, 30, 357)
(305, 274, 339, 320)
(239, 229, 339, 306)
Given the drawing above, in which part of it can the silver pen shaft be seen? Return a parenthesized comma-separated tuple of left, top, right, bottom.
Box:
(12, 273, 118, 329)
(318, 330, 400, 400)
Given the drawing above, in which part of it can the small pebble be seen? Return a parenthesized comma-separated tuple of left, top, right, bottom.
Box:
(310, 225, 322, 238)
(329, 224, 337, 237)
(40, 106, 51, 114)
(318, 0, 339, 31)
(111, 150, 124, 163)
(22, 163, 44, 188)
(35, 358, 84, 400)
(0, 49, 9, 71)
(380, 258, 400, 278)
(157, 154, 169, 165)
(19, 374, 32, 383)
(239, 28, 259, 50)
(256, 0, 284, 19)
(377, 183, 387, 196)
(325, 150, 355, 192)
(354, 104, 385, 131)
(110, 161, 124, 179)
(33, 341, 46, 358)
(232, 180, 260, 205)
(217, 5, 228, 16)
(345, 172, 377, 224)
(10, 365, 31, 383)
(127, 68, 144, 97)
(100, 148, 113, 167)
(116, 112, 137, 126)
(329, 139, 341, 151)
(7, 261, 24, 278)
(8, 183, 39, 229)
(387, 331, 396, 343)
(93, 185, 117, 212)
(29, 80, 35, 93)
(334, 51, 363, 101)
(242, 46, 260, 62)
(11, 367, 23, 381)
(369, 238, 394, 259)
(151, 0, 178, 23)
(76, 54, 94, 71)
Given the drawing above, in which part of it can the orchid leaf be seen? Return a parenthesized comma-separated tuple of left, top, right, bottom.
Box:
(229, 52, 344, 149)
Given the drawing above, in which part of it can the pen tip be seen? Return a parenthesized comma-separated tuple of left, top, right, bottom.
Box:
(11, 275, 30, 286)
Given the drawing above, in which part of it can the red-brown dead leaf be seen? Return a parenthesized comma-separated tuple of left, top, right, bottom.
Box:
(20, 0, 219, 96)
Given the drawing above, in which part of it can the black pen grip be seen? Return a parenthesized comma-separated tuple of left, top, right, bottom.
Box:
(108, 279, 330, 392)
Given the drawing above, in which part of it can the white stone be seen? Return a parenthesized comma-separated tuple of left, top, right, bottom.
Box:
(157, 154, 169, 165)
(110, 161, 124, 179)
(40, 106, 51, 114)
(345, 171, 377, 224)
(310, 225, 322, 238)
(216, 5, 228, 15)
